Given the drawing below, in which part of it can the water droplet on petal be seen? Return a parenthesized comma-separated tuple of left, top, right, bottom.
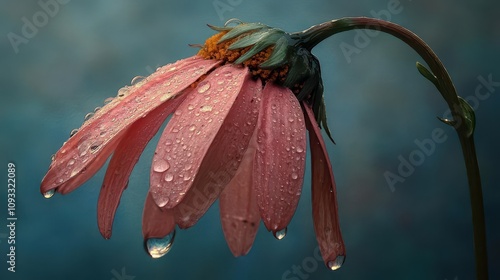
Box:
(50, 154, 55, 161)
(164, 173, 174, 182)
(90, 144, 101, 154)
(94, 106, 102, 113)
(103, 97, 114, 104)
(327, 255, 345, 271)
(296, 147, 304, 153)
(70, 129, 78, 137)
(117, 87, 129, 97)
(188, 125, 196, 131)
(67, 159, 75, 166)
(43, 189, 55, 199)
(197, 81, 211, 93)
(145, 230, 175, 258)
(153, 159, 170, 172)
(273, 227, 287, 240)
(131, 76, 145, 85)
(200, 105, 212, 112)
(291, 173, 298, 180)
(84, 112, 94, 121)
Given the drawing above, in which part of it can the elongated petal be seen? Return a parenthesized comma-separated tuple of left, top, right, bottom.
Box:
(150, 65, 262, 228)
(219, 129, 260, 256)
(41, 56, 219, 195)
(173, 74, 261, 228)
(55, 133, 124, 194)
(97, 90, 189, 239)
(253, 83, 306, 233)
(303, 103, 345, 268)
(142, 192, 175, 239)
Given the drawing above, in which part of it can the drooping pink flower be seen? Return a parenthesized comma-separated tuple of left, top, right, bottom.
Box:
(41, 19, 345, 269)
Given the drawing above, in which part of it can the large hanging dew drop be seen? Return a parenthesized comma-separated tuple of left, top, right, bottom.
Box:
(273, 227, 287, 240)
(145, 230, 176, 259)
(327, 255, 345, 271)
(43, 189, 55, 199)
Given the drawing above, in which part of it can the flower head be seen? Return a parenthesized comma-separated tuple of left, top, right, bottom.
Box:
(40, 19, 345, 269)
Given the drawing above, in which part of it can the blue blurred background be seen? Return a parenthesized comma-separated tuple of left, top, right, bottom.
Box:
(1, 0, 499, 279)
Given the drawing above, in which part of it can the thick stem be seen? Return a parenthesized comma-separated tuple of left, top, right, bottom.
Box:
(458, 135, 488, 280)
(291, 17, 463, 133)
(293, 17, 488, 279)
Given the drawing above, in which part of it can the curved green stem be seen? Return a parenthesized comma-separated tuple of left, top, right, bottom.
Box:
(293, 17, 488, 279)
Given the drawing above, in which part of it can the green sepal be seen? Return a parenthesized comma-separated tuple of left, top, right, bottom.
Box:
(218, 23, 266, 43)
(259, 36, 289, 68)
(319, 97, 335, 143)
(228, 30, 272, 49)
(283, 50, 310, 87)
(207, 24, 232, 32)
(207, 18, 244, 32)
(296, 74, 319, 100)
(234, 32, 284, 64)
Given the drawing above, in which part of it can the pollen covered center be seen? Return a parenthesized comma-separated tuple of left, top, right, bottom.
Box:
(198, 32, 289, 83)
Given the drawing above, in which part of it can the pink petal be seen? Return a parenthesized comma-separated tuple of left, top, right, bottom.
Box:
(219, 129, 260, 256)
(142, 192, 175, 239)
(55, 133, 124, 194)
(149, 64, 262, 228)
(97, 89, 189, 239)
(303, 103, 345, 268)
(253, 83, 306, 233)
(41, 56, 219, 195)
(173, 72, 261, 227)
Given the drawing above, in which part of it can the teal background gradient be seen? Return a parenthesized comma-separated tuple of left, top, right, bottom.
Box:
(1, 0, 499, 279)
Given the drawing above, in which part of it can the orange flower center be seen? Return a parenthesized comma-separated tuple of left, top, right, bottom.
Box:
(197, 32, 289, 83)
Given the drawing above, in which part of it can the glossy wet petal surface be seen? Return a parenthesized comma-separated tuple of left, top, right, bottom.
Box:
(253, 83, 306, 232)
(41, 56, 220, 194)
(220, 129, 260, 256)
(97, 90, 189, 238)
(303, 103, 345, 267)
